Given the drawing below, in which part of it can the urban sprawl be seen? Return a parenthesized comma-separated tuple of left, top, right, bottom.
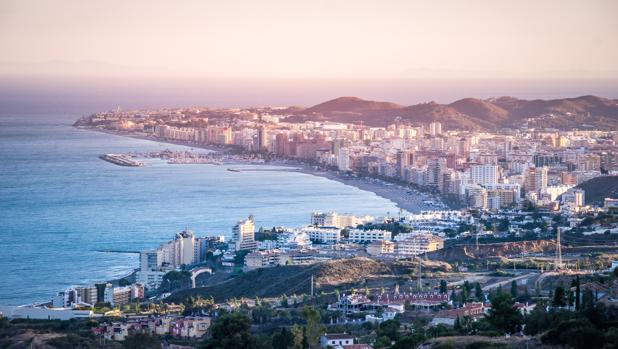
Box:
(3, 104, 618, 349)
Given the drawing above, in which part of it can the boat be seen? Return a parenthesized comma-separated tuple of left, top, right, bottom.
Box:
(227, 168, 240, 172)
(99, 154, 143, 167)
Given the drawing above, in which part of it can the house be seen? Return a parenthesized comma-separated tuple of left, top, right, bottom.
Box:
(93, 315, 211, 341)
(321, 333, 355, 348)
(364, 306, 399, 323)
(514, 302, 536, 316)
(329, 294, 371, 314)
(373, 292, 449, 311)
(430, 302, 487, 326)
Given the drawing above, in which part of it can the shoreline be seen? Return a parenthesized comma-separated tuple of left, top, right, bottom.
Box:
(78, 126, 447, 213)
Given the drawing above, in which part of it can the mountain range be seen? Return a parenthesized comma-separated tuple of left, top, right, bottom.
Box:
(284, 95, 618, 130)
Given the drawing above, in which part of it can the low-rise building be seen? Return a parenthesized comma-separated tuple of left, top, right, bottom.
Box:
(93, 315, 211, 341)
(430, 302, 487, 326)
(366, 240, 395, 256)
(304, 227, 342, 244)
(0, 305, 94, 320)
(349, 229, 391, 244)
(395, 233, 444, 256)
(320, 333, 355, 348)
(373, 292, 449, 311)
(244, 250, 281, 270)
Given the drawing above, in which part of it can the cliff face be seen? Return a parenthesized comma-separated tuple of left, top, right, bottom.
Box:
(428, 240, 557, 262)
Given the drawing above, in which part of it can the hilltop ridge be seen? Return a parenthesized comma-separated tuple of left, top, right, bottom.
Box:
(286, 95, 618, 130)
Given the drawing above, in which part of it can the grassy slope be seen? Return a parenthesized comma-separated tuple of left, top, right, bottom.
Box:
(167, 257, 392, 303)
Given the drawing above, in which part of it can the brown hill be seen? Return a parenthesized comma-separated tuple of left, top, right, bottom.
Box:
(490, 95, 618, 120)
(427, 240, 556, 262)
(448, 98, 509, 124)
(396, 102, 492, 130)
(286, 95, 618, 130)
(304, 96, 403, 114)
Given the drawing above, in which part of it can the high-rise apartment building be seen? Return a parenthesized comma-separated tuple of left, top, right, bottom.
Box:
(429, 122, 442, 136)
(470, 164, 499, 186)
(396, 150, 415, 179)
(232, 215, 257, 251)
(426, 157, 448, 192)
(525, 166, 548, 194)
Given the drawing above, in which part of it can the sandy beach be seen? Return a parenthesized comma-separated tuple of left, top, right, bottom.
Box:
(80, 127, 448, 214)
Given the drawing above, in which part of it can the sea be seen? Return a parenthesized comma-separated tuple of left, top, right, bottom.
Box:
(0, 113, 400, 305)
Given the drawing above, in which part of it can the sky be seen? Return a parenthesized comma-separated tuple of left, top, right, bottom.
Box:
(0, 0, 617, 109)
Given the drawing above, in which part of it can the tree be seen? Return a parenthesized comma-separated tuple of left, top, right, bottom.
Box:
(377, 319, 401, 341)
(542, 318, 605, 349)
(485, 292, 523, 334)
(391, 335, 425, 349)
(439, 280, 447, 294)
(582, 289, 595, 310)
(575, 275, 581, 310)
(475, 283, 484, 301)
(510, 280, 518, 299)
(567, 290, 575, 308)
(374, 336, 391, 348)
(459, 292, 467, 306)
(159, 270, 192, 292)
(123, 333, 162, 349)
(454, 315, 461, 331)
(553, 286, 567, 307)
(463, 281, 472, 296)
(272, 328, 294, 349)
(302, 306, 324, 348)
(280, 294, 289, 308)
(204, 312, 255, 349)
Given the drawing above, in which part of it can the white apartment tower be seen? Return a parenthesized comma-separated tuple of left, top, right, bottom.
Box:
(232, 215, 258, 251)
(470, 164, 499, 186)
(175, 230, 196, 266)
(429, 122, 442, 136)
(338, 148, 350, 171)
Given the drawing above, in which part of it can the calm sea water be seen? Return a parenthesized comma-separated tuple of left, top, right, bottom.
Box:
(0, 113, 399, 305)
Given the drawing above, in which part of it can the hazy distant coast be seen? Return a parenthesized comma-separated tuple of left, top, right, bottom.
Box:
(77, 126, 444, 214)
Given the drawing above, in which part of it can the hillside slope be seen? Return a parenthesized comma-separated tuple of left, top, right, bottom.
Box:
(576, 176, 618, 206)
(287, 95, 618, 130)
(168, 257, 393, 302)
(427, 240, 556, 262)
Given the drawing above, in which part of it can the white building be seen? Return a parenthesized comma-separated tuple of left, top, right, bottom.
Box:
(302, 227, 341, 244)
(311, 212, 373, 229)
(348, 229, 391, 243)
(0, 305, 94, 320)
(277, 231, 311, 250)
(470, 164, 499, 186)
(395, 233, 444, 256)
(337, 148, 350, 171)
(429, 122, 442, 136)
(320, 333, 354, 348)
(231, 215, 258, 251)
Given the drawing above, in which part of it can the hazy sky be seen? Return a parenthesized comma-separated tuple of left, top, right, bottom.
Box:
(1, 0, 617, 79)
